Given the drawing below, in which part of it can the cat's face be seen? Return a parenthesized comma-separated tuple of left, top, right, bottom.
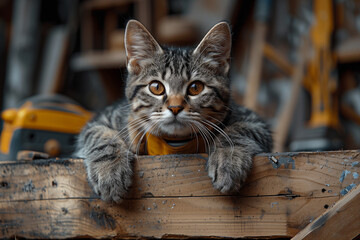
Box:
(124, 20, 231, 138)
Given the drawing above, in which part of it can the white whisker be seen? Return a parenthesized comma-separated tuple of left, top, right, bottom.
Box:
(201, 119, 234, 156)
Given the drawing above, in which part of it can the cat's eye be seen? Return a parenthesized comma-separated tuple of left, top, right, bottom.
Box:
(149, 81, 165, 95)
(188, 81, 204, 96)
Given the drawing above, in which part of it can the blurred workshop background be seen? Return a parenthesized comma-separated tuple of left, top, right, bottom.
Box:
(1, 0, 360, 158)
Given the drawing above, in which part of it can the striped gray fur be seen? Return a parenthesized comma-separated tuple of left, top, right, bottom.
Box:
(76, 20, 273, 202)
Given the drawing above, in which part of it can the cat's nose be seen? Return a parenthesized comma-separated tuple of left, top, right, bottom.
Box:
(167, 105, 184, 115)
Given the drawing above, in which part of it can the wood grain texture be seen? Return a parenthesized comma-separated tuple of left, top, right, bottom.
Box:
(1, 196, 339, 239)
(1, 150, 360, 239)
(292, 184, 360, 240)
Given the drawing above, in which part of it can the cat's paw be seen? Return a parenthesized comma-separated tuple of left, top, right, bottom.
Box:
(91, 161, 133, 202)
(207, 147, 252, 193)
(85, 144, 135, 203)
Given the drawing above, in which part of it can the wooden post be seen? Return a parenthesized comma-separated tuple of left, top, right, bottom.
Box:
(135, 0, 152, 32)
(273, 37, 308, 152)
(4, 0, 41, 108)
(244, 0, 272, 111)
(244, 21, 266, 111)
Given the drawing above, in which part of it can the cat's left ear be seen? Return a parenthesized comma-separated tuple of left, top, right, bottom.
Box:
(193, 22, 231, 75)
(125, 20, 163, 75)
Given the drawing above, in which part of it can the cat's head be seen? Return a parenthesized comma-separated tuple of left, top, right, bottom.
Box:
(124, 20, 231, 138)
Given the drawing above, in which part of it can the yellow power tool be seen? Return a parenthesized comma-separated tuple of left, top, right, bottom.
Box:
(0, 95, 92, 160)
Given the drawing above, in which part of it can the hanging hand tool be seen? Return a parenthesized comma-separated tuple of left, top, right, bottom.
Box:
(290, 0, 343, 151)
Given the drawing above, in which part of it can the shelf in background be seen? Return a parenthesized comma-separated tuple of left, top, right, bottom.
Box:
(336, 36, 360, 63)
(70, 50, 126, 71)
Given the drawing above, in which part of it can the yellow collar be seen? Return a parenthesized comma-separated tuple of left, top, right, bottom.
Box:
(145, 133, 206, 155)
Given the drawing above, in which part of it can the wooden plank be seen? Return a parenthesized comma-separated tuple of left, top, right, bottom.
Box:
(70, 50, 126, 71)
(80, 10, 94, 52)
(37, 26, 69, 94)
(83, 0, 134, 11)
(1, 151, 359, 201)
(263, 43, 294, 76)
(0, 150, 359, 239)
(292, 184, 360, 240)
(336, 36, 360, 63)
(135, 0, 152, 32)
(0, 195, 338, 239)
(244, 21, 266, 111)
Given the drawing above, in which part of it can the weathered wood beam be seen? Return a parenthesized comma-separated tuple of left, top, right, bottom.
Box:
(0, 150, 359, 239)
(292, 183, 360, 240)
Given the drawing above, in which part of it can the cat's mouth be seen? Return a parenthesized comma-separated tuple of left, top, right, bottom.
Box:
(164, 117, 184, 125)
(157, 117, 196, 137)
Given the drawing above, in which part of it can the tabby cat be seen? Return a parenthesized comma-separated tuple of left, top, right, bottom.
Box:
(76, 20, 273, 202)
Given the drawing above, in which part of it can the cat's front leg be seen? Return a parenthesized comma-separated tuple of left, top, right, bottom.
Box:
(86, 141, 134, 202)
(79, 125, 134, 203)
(207, 145, 256, 193)
(207, 112, 272, 193)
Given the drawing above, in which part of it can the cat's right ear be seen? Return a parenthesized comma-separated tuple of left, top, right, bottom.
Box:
(125, 20, 163, 75)
(193, 22, 231, 75)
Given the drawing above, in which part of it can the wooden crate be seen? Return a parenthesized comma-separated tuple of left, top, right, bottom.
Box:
(0, 150, 359, 239)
